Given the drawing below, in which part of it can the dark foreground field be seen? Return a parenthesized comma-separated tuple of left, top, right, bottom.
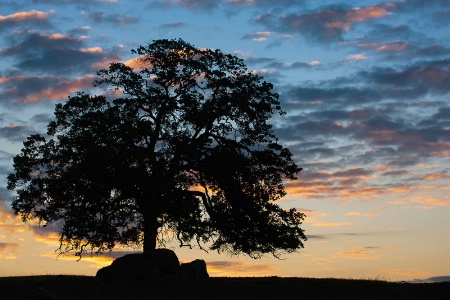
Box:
(1, 275, 449, 300)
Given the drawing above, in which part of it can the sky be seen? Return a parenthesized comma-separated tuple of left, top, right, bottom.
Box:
(0, 0, 449, 282)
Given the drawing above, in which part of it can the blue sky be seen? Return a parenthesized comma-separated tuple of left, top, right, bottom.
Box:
(0, 0, 449, 281)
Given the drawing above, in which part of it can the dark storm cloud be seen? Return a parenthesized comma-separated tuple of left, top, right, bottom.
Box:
(0, 31, 119, 75)
(254, 3, 393, 44)
(88, 12, 138, 26)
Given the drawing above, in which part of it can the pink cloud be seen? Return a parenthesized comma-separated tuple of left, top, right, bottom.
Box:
(0, 10, 54, 23)
(1, 75, 96, 104)
(347, 5, 391, 23)
(313, 222, 352, 227)
(377, 42, 410, 52)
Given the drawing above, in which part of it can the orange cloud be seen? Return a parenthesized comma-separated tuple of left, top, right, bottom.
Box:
(0, 242, 19, 260)
(13, 75, 95, 103)
(80, 47, 103, 53)
(410, 196, 450, 209)
(419, 172, 450, 181)
(358, 43, 378, 49)
(363, 212, 380, 217)
(324, 5, 392, 31)
(206, 260, 277, 277)
(0, 206, 26, 236)
(313, 222, 352, 227)
(345, 212, 361, 216)
(433, 151, 450, 157)
(346, 54, 368, 61)
(0, 10, 54, 23)
(374, 165, 392, 172)
(337, 248, 379, 260)
(377, 42, 410, 51)
(387, 200, 406, 205)
(384, 269, 429, 277)
(298, 209, 329, 223)
(38, 250, 116, 269)
(124, 57, 144, 69)
(347, 5, 391, 22)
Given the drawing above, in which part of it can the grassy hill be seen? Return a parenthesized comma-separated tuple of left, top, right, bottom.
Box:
(0, 275, 449, 300)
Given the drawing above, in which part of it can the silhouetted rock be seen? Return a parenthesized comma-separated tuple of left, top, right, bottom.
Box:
(96, 249, 180, 283)
(180, 259, 209, 281)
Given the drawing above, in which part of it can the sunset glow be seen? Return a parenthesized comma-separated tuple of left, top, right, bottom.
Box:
(0, 0, 449, 282)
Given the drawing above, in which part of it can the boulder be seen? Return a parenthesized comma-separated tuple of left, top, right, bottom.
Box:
(96, 249, 180, 283)
(179, 259, 209, 281)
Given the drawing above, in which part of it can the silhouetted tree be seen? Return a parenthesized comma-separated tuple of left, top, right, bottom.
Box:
(7, 39, 306, 259)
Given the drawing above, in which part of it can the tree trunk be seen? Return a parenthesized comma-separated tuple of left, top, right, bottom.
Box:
(143, 215, 159, 254)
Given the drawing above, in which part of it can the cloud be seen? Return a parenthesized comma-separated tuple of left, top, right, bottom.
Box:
(88, 12, 138, 26)
(415, 276, 450, 283)
(0, 31, 120, 75)
(345, 212, 361, 217)
(377, 42, 410, 52)
(385, 268, 429, 278)
(336, 248, 381, 260)
(354, 24, 450, 62)
(363, 59, 450, 94)
(0, 10, 54, 29)
(0, 124, 36, 142)
(297, 208, 328, 223)
(229, 0, 299, 6)
(0, 75, 95, 104)
(0, 242, 19, 250)
(242, 31, 272, 42)
(158, 22, 188, 29)
(0, 242, 19, 259)
(409, 195, 450, 209)
(313, 222, 352, 227)
(255, 4, 393, 44)
(151, 0, 219, 10)
(206, 260, 277, 276)
(30, 0, 118, 4)
(346, 54, 368, 61)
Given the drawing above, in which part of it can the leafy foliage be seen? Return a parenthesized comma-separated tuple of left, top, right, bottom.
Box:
(7, 39, 306, 258)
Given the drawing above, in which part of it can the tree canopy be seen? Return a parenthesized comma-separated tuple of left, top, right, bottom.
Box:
(7, 39, 306, 259)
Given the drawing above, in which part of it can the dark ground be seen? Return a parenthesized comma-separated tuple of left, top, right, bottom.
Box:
(0, 275, 449, 300)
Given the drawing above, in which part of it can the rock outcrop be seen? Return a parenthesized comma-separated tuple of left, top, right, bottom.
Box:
(179, 259, 209, 281)
(96, 249, 180, 282)
(96, 249, 210, 283)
